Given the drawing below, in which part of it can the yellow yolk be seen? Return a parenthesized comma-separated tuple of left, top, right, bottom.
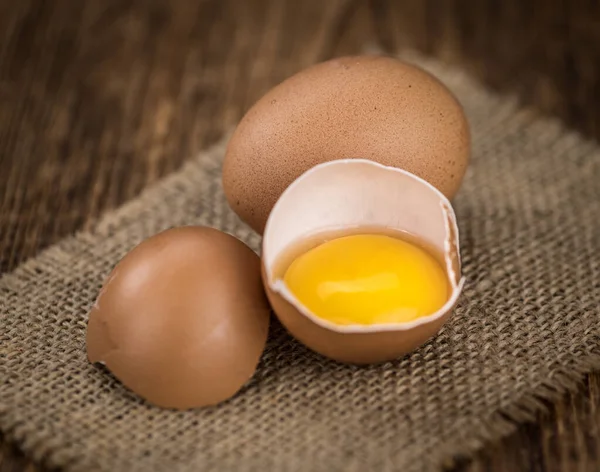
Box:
(283, 234, 449, 325)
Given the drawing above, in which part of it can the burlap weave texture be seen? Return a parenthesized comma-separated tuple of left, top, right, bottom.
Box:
(1, 53, 599, 472)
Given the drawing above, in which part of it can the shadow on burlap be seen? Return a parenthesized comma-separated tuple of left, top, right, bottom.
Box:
(1, 53, 599, 472)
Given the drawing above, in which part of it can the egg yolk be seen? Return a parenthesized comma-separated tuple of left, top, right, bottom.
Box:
(283, 234, 449, 325)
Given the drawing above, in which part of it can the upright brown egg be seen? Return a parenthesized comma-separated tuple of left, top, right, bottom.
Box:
(86, 226, 270, 410)
(223, 54, 470, 234)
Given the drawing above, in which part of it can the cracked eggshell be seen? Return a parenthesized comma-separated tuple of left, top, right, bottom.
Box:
(261, 160, 464, 365)
(223, 54, 471, 234)
(86, 226, 270, 410)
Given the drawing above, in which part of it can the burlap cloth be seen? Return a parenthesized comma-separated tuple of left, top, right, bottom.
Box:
(1, 53, 600, 472)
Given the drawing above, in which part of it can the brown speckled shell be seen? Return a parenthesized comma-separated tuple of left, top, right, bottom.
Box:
(86, 226, 270, 409)
(223, 55, 471, 234)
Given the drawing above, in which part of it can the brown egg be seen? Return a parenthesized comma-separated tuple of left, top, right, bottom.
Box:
(86, 226, 270, 409)
(261, 160, 464, 364)
(223, 54, 470, 234)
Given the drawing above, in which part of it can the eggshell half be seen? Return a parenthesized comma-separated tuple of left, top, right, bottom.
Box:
(262, 160, 464, 364)
(223, 54, 471, 234)
(87, 226, 271, 409)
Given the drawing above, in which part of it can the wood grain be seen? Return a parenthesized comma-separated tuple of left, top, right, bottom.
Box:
(1, 1, 599, 471)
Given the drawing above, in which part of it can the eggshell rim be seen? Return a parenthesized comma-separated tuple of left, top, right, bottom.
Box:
(262, 158, 465, 334)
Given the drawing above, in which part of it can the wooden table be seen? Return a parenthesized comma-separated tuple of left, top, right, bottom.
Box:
(2, 1, 600, 470)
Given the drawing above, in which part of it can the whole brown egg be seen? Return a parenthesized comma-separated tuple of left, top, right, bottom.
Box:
(222, 54, 470, 235)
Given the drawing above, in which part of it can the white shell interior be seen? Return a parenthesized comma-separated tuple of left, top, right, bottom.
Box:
(262, 159, 465, 333)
